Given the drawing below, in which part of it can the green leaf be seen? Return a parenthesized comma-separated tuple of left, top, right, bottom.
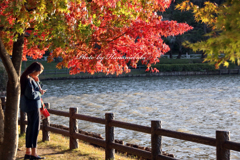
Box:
(117, 1, 121, 7)
(224, 61, 229, 67)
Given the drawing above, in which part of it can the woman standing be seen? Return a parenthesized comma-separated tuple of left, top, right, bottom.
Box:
(20, 62, 46, 160)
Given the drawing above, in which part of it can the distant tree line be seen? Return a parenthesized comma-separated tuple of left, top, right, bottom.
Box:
(159, 0, 226, 59)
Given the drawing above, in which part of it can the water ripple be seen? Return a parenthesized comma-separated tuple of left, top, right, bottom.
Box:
(42, 75, 240, 159)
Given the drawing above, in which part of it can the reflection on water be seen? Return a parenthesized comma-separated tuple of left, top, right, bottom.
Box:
(42, 75, 240, 159)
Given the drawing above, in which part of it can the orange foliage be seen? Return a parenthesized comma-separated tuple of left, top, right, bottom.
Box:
(0, 0, 193, 75)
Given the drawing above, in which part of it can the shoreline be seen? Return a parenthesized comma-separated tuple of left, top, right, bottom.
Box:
(0, 69, 239, 96)
(40, 69, 240, 81)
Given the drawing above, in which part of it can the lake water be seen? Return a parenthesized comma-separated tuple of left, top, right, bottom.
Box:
(42, 75, 240, 159)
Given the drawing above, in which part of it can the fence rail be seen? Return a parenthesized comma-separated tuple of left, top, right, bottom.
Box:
(160, 54, 202, 59)
(30, 68, 240, 78)
(39, 66, 146, 76)
(1, 96, 240, 159)
(156, 128, 217, 147)
(27, 55, 202, 61)
(41, 68, 70, 75)
(22, 63, 240, 77)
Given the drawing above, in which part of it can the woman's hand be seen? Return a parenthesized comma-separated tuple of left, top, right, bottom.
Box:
(40, 89, 47, 95)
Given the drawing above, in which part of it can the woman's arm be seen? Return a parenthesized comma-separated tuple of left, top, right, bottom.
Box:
(24, 78, 41, 100)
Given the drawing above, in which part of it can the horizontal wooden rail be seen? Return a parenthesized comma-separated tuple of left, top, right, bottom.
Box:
(48, 109, 70, 117)
(110, 120, 151, 134)
(223, 141, 240, 152)
(73, 132, 106, 148)
(110, 143, 151, 159)
(157, 154, 177, 160)
(42, 69, 70, 75)
(73, 113, 105, 124)
(8, 96, 240, 160)
(45, 126, 70, 137)
(156, 128, 216, 147)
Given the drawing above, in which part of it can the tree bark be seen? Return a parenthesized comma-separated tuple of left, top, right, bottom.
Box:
(0, 34, 24, 160)
(0, 99, 4, 145)
(177, 43, 183, 59)
(169, 43, 174, 59)
(12, 34, 24, 76)
(201, 23, 208, 59)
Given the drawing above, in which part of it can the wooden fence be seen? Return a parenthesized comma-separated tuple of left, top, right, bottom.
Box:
(35, 67, 146, 76)
(1, 96, 240, 160)
(41, 68, 70, 75)
(27, 68, 240, 79)
(161, 54, 202, 59)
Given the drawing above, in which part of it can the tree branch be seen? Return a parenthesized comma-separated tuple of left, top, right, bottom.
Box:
(12, 34, 24, 76)
(75, 48, 89, 54)
(109, 32, 127, 42)
(0, 27, 34, 31)
(0, 37, 18, 82)
(90, 32, 127, 43)
(24, 3, 37, 12)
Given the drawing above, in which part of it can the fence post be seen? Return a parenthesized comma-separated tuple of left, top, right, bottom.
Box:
(69, 107, 78, 149)
(1, 96, 6, 112)
(105, 113, 114, 160)
(20, 111, 26, 135)
(42, 103, 50, 142)
(151, 121, 162, 160)
(216, 130, 230, 160)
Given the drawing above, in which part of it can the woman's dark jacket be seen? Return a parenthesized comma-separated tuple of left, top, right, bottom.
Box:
(20, 77, 42, 112)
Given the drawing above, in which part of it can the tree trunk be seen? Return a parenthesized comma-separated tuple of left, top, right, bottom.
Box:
(169, 51, 173, 59)
(169, 43, 174, 59)
(201, 23, 208, 59)
(1, 79, 21, 160)
(0, 34, 24, 160)
(200, 51, 205, 59)
(203, 23, 207, 35)
(0, 99, 4, 145)
(177, 45, 183, 59)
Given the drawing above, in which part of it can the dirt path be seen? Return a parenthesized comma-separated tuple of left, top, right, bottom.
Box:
(16, 146, 57, 160)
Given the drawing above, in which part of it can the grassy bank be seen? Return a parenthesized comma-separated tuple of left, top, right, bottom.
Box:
(17, 129, 136, 160)
(22, 58, 203, 70)
(21, 58, 205, 79)
(21, 60, 149, 79)
(21, 58, 238, 80)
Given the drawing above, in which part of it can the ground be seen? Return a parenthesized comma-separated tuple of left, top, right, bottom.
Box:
(17, 146, 56, 160)
(16, 130, 136, 160)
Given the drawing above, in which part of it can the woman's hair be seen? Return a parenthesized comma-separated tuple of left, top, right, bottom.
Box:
(20, 62, 44, 95)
